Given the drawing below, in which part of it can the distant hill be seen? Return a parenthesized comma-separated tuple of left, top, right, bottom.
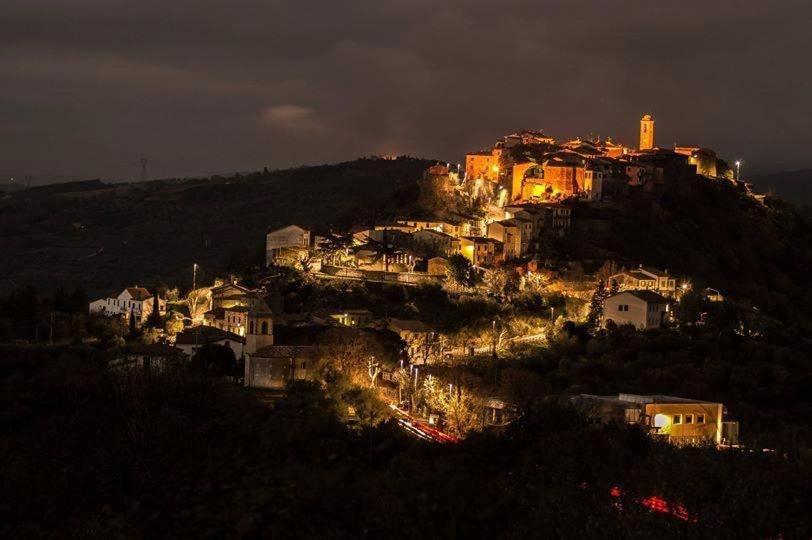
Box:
(0, 157, 434, 296)
(0, 183, 25, 193)
(749, 169, 812, 206)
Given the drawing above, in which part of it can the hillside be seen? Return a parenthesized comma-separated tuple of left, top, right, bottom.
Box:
(0, 157, 433, 296)
(749, 169, 812, 207)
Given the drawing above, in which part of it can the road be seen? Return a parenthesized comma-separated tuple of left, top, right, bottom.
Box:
(445, 330, 547, 357)
(389, 405, 459, 444)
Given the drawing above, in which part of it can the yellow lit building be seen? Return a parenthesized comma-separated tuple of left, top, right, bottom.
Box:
(572, 393, 739, 446)
(465, 150, 501, 181)
(639, 114, 655, 150)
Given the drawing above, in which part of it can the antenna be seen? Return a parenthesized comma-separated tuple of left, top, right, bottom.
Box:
(139, 158, 148, 182)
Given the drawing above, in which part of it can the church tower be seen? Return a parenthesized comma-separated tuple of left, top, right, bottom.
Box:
(245, 299, 274, 354)
(639, 114, 655, 150)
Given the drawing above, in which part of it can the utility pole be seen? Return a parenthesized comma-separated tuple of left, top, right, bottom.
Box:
(192, 263, 198, 292)
(140, 157, 148, 183)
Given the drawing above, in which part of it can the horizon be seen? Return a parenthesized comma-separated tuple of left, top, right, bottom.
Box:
(2, 1, 811, 184)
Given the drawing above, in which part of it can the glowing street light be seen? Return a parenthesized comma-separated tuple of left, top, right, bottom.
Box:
(192, 263, 199, 291)
(735, 160, 741, 181)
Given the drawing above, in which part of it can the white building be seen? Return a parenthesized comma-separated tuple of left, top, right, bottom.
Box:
(266, 224, 315, 266)
(602, 290, 670, 330)
(88, 287, 166, 323)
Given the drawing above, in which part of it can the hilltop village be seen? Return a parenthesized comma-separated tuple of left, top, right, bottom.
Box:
(65, 114, 772, 447)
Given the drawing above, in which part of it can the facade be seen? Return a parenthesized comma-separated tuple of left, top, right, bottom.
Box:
(639, 114, 655, 150)
(413, 228, 462, 257)
(266, 224, 314, 266)
(203, 305, 249, 336)
(88, 287, 166, 324)
(572, 393, 737, 446)
(610, 266, 677, 296)
(602, 290, 671, 330)
(487, 218, 532, 259)
(460, 236, 502, 267)
(175, 326, 246, 358)
(244, 345, 324, 389)
(465, 150, 500, 181)
(111, 343, 188, 371)
(245, 301, 275, 355)
(572, 394, 739, 445)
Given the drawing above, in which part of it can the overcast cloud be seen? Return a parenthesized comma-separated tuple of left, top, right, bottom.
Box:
(1, 0, 810, 181)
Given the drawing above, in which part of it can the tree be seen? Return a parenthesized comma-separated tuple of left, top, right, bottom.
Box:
(438, 386, 480, 437)
(587, 280, 608, 328)
(128, 306, 138, 337)
(448, 254, 478, 288)
(191, 344, 237, 376)
(147, 294, 163, 328)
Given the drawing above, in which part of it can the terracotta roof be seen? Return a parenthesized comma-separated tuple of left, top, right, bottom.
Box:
(175, 326, 245, 345)
(126, 287, 153, 301)
(388, 318, 433, 333)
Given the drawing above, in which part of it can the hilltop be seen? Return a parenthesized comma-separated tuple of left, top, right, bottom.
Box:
(0, 157, 433, 296)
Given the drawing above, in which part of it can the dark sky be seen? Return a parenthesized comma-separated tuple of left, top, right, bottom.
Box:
(2, 0, 810, 182)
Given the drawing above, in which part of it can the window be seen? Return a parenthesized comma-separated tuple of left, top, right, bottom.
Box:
(696, 414, 705, 424)
(685, 414, 694, 424)
(249, 321, 255, 334)
(672, 414, 682, 425)
(261, 321, 269, 335)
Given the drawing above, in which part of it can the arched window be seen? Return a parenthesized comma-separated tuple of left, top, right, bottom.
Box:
(249, 321, 255, 334)
(261, 321, 268, 335)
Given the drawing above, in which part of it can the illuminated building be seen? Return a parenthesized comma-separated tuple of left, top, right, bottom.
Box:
(572, 393, 740, 446)
(639, 114, 655, 150)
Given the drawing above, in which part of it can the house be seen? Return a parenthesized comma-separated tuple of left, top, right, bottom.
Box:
(203, 305, 249, 336)
(210, 280, 256, 309)
(175, 326, 246, 359)
(266, 224, 320, 267)
(110, 343, 188, 371)
(311, 308, 374, 327)
(244, 345, 325, 389)
(602, 290, 671, 330)
(487, 218, 532, 259)
(88, 286, 166, 324)
(460, 236, 503, 267)
(610, 265, 677, 296)
(413, 228, 461, 257)
(427, 256, 449, 276)
(387, 318, 442, 365)
(572, 393, 739, 446)
(395, 218, 463, 238)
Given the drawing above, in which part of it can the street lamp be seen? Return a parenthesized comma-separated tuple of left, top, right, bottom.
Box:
(192, 263, 199, 291)
(735, 160, 741, 181)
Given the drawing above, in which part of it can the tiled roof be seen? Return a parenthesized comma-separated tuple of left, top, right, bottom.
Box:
(175, 326, 245, 345)
(126, 287, 153, 301)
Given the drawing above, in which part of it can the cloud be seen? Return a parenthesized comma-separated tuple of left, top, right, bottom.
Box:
(259, 104, 327, 133)
(0, 0, 810, 179)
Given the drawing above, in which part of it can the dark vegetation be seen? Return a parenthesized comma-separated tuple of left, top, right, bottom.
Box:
(0, 157, 433, 297)
(562, 178, 812, 331)
(1, 348, 808, 538)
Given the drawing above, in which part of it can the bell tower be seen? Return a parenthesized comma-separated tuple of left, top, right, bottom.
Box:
(245, 300, 274, 354)
(639, 114, 655, 150)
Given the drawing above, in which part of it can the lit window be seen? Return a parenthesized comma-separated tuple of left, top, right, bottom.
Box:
(672, 414, 682, 425)
(696, 414, 705, 424)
